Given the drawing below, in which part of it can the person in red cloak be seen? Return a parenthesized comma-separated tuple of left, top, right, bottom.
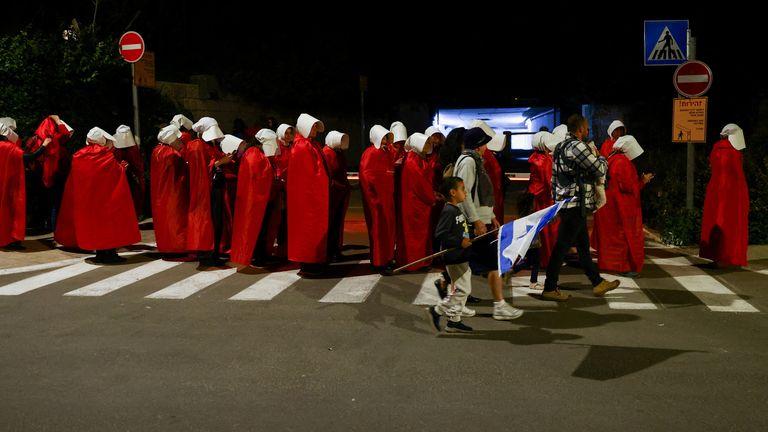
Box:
(229, 132, 272, 267)
(287, 113, 330, 276)
(323, 130, 352, 261)
(187, 117, 233, 267)
(594, 135, 654, 277)
(270, 123, 295, 258)
(527, 131, 561, 268)
(699, 124, 750, 268)
(360, 124, 396, 273)
(54, 127, 140, 263)
(1, 123, 44, 248)
(600, 120, 626, 157)
(171, 114, 195, 146)
(425, 126, 447, 253)
(396, 133, 438, 271)
(113, 125, 145, 219)
(151, 125, 189, 255)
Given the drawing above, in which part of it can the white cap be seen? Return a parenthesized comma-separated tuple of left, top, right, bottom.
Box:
(607, 120, 626, 137)
(113, 125, 137, 148)
(469, 119, 496, 138)
(192, 117, 224, 142)
(369, 125, 392, 149)
(86, 127, 116, 146)
(276, 124, 293, 141)
(325, 130, 349, 150)
(390, 121, 408, 143)
(720, 123, 746, 150)
(170, 114, 193, 130)
(487, 133, 506, 152)
(424, 126, 443, 138)
(552, 124, 567, 140)
(0, 117, 17, 131)
(405, 133, 429, 154)
(0, 123, 13, 137)
(220, 134, 244, 155)
(157, 125, 182, 144)
(256, 128, 279, 156)
(612, 135, 644, 160)
(296, 113, 324, 138)
(532, 131, 554, 152)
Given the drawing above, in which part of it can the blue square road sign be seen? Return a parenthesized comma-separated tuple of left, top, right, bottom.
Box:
(644, 20, 689, 66)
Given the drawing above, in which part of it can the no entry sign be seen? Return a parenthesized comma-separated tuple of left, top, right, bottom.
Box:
(674, 60, 712, 97)
(119, 31, 145, 63)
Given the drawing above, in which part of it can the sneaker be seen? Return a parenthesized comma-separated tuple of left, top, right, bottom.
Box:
(493, 302, 524, 320)
(460, 305, 476, 317)
(529, 282, 543, 290)
(466, 295, 482, 303)
(540, 289, 571, 302)
(446, 320, 473, 333)
(426, 306, 442, 332)
(433, 279, 447, 299)
(593, 279, 620, 297)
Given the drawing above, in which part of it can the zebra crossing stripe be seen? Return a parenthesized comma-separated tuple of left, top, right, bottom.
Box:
(0, 258, 85, 276)
(600, 273, 658, 310)
(229, 271, 301, 301)
(63, 260, 183, 297)
(0, 262, 99, 295)
(506, 276, 557, 309)
(145, 267, 237, 299)
(412, 273, 442, 306)
(650, 258, 758, 312)
(319, 273, 382, 303)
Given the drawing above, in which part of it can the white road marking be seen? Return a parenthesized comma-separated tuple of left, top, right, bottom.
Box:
(230, 271, 301, 301)
(412, 273, 443, 306)
(0, 262, 99, 295)
(319, 274, 381, 303)
(146, 268, 237, 299)
(64, 260, 183, 297)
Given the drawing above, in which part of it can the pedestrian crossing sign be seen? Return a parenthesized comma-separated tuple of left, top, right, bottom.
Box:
(644, 20, 689, 66)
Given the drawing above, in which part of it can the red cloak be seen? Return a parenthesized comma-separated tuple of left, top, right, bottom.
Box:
(24, 118, 71, 188)
(230, 147, 272, 266)
(396, 152, 436, 270)
(287, 134, 330, 264)
(699, 139, 749, 266)
(600, 137, 616, 158)
(180, 131, 193, 145)
(150, 144, 189, 253)
(113, 146, 145, 218)
(528, 151, 558, 267)
(594, 153, 645, 273)
(322, 146, 351, 254)
(483, 150, 504, 222)
(55, 144, 140, 250)
(360, 145, 396, 266)
(0, 140, 25, 246)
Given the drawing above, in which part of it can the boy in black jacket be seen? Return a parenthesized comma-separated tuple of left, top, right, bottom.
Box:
(427, 177, 475, 333)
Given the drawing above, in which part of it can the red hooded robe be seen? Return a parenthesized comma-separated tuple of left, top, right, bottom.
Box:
(55, 144, 140, 250)
(594, 153, 645, 273)
(322, 146, 351, 255)
(113, 145, 145, 218)
(600, 137, 616, 158)
(230, 147, 272, 266)
(24, 117, 71, 188)
(483, 150, 504, 222)
(287, 134, 330, 264)
(396, 152, 436, 270)
(699, 139, 749, 266)
(528, 151, 558, 267)
(0, 140, 25, 246)
(150, 144, 189, 253)
(359, 145, 396, 266)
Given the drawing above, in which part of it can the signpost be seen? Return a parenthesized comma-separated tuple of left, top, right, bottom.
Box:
(118, 31, 145, 144)
(672, 97, 707, 143)
(644, 20, 689, 66)
(673, 60, 712, 97)
(134, 51, 155, 88)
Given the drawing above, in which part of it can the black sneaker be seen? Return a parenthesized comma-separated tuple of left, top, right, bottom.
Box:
(466, 295, 482, 303)
(425, 306, 442, 332)
(446, 321, 473, 333)
(433, 279, 447, 299)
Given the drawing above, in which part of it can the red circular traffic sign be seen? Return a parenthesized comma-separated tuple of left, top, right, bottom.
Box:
(673, 60, 712, 97)
(118, 31, 145, 63)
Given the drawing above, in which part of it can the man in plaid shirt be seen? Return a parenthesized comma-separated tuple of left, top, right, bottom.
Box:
(540, 114, 620, 301)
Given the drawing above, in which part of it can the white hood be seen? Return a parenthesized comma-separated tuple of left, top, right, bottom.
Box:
(192, 117, 224, 142)
(296, 113, 324, 138)
(171, 114, 193, 130)
(406, 133, 430, 154)
(276, 123, 293, 142)
(487, 133, 506, 152)
(256, 129, 279, 156)
(552, 124, 568, 140)
(469, 119, 495, 137)
(220, 134, 244, 155)
(0, 117, 17, 131)
(86, 127, 116, 146)
(390, 121, 408, 143)
(720, 123, 746, 150)
(325, 130, 349, 150)
(612, 135, 644, 160)
(425, 125, 444, 138)
(114, 124, 137, 149)
(607, 120, 625, 137)
(369, 125, 392, 149)
(531, 131, 552, 152)
(158, 125, 182, 145)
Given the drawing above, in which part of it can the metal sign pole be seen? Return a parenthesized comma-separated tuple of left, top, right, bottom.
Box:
(685, 28, 695, 210)
(131, 63, 140, 145)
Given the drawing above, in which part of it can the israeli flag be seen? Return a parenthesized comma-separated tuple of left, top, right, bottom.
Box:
(497, 198, 571, 274)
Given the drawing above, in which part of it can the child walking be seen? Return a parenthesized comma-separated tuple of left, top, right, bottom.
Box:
(427, 177, 476, 333)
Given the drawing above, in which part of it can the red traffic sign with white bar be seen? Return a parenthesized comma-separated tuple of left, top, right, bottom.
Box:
(119, 31, 145, 63)
(673, 60, 712, 97)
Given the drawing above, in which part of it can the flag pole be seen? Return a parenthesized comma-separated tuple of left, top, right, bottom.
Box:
(391, 228, 499, 274)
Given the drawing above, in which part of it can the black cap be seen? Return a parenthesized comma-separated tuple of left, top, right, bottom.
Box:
(463, 127, 492, 150)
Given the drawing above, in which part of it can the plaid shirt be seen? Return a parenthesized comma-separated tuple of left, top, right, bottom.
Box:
(551, 134, 607, 211)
